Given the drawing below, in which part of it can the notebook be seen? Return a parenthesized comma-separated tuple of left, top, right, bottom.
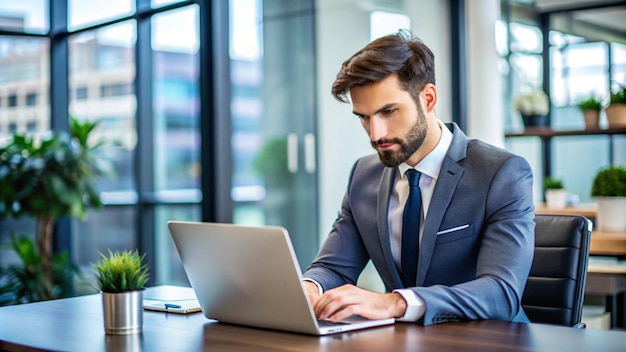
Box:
(167, 221, 395, 335)
(143, 298, 202, 314)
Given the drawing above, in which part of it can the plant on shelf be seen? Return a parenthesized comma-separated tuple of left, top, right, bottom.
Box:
(92, 249, 149, 335)
(543, 177, 564, 190)
(577, 96, 603, 111)
(0, 118, 108, 305)
(606, 84, 626, 128)
(592, 166, 626, 198)
(543, 177, 566, 209)
(514, 91, 550, 128)
(577, 95, 603, 129)
(591, 165, 626, 231)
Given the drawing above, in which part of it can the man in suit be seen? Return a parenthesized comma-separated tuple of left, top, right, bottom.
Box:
(302, 30, 535, 325)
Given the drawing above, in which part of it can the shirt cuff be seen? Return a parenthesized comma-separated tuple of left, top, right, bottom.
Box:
(393, 289, 425, 322)
(302, 278, 324, 295)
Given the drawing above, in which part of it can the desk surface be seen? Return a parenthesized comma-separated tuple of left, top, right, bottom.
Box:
(535, 203, 597, 218)
(590, 231, 626, 256)
(1, 285, 626, 352)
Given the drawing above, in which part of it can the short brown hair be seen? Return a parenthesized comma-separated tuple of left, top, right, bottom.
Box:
(331, 30, 435, 104)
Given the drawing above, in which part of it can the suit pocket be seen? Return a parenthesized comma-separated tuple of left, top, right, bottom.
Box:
(435, 224, 474, 244)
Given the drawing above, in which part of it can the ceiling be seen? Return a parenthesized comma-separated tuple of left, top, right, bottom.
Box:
(511, 0, 626, 42)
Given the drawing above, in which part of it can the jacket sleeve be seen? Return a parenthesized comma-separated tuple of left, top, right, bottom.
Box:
(302, 160, 371, 291)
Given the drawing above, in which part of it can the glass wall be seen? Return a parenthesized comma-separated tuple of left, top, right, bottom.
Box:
(229, 0, 318, 270)
(0, 1, 205, 294)
(0, 0, 322, 297)
(502, 1, 626, 204)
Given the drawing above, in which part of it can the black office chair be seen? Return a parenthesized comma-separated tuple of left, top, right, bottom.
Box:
(522, 214, 591, 328)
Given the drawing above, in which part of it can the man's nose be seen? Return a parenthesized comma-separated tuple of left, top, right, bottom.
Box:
(368, 116, 388, 142)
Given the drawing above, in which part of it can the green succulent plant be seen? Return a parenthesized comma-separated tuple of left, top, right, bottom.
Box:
(92, 250, 149, 293)
(577, 96, 603, 111)
(591, 166, 626, 198)
(609, 85, 626, 105)
(544, 177, 564, 190)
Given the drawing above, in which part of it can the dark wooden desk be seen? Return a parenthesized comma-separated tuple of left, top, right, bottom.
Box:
(1, 285, 626, 352)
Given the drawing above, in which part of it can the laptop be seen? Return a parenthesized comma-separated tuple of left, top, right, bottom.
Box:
(167, 221, 395, 335)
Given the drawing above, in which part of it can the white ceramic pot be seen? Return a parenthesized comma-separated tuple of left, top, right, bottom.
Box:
(595, 197, 626, 231)
(545, 189, 567, 210)
(102, 290, 144, 335)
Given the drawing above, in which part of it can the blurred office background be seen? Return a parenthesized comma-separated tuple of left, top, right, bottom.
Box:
(0, 0, 624, 293)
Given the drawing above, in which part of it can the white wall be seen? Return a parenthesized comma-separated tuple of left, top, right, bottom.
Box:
(467, 0, 505, 147)
(315, 0, 375, 245)
(404, 0, 452, 124)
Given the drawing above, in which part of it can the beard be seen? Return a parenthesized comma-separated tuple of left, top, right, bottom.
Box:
(371, 102, 428, 167)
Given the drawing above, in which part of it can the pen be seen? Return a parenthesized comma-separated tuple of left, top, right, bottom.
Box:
(164, 303, 182, 309)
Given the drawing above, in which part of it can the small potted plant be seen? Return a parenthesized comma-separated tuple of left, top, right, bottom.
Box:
(93, 249, 149, 335)
(544, 177, 567, 209)
(591, 165, 626, 231)
(606, 84, 626, 128)
(514, 90, 550, 128)
(576, 96, 603, 129)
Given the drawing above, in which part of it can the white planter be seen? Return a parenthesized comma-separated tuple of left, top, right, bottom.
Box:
(595, 197, 626, 231)
(545, 189, 567, 209)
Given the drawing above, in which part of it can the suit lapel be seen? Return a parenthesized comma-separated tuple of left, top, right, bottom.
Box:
(417, 123, 467, 286)
(377, 166, 404, 288)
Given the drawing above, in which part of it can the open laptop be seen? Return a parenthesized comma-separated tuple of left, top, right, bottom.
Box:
(167, 221, 395, 335)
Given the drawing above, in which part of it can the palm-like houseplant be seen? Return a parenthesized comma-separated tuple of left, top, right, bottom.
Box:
(0, 118, 107, 304)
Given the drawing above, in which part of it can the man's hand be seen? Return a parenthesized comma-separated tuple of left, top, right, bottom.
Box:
(313, 284, 407, 322)
(303, 280, 322, 307)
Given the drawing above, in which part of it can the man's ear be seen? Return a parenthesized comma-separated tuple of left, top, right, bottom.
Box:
(422, 83, 437, 112)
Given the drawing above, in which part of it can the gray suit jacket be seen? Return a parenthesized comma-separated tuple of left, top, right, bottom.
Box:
(303, 123, 535, 325)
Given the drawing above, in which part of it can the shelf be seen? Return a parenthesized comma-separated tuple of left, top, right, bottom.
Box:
(590, 231, 626, 256)
(535, 203, 597, 218)
(505, 127, 626, 138)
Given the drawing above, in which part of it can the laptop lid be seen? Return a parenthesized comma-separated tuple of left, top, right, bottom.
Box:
(167, 221, 395, 335)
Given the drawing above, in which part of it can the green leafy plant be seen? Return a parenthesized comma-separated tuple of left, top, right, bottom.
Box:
(577, 96, 603, 111)
(253, 136, 293, 189)
(544, 177, 564, 190)
(591, 166, 626, 197)
(93, 250, 149, 293)
(0, 235, 79, 305)
(609, 85, 626, 105)
(0, 117, 108, 303)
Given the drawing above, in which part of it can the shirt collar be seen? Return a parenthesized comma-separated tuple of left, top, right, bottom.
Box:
(398, 119, 452, 181)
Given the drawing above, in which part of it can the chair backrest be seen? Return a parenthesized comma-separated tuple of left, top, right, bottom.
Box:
(522, 214, 591, 327)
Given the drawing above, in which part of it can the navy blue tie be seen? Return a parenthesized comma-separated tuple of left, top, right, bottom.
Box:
(401, 169, 421, 288)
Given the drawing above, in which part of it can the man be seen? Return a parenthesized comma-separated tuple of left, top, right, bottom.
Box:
(302, 30, 535, 325)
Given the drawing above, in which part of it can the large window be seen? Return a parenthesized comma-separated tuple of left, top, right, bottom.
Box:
(501, 1, 626, 204)
(0, 0, 205, 294)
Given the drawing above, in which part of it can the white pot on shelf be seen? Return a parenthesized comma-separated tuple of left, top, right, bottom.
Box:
(545, 189, 567, 210)
(595, 197, 626, 231)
